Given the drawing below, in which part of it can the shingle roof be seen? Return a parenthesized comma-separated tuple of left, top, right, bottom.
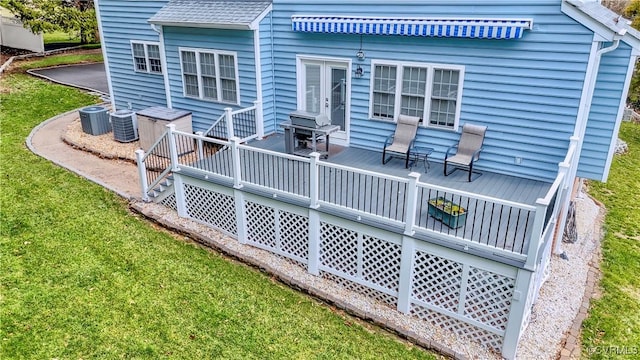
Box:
(566, 0, 640, 41)
(148, 0, 272, 30)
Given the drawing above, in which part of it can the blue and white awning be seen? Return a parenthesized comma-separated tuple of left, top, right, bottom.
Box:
(291, 15, 533, 39)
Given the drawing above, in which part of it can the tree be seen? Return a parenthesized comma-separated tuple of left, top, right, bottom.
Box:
(0, 0, 98, 44)
(624, 1, 640, 108)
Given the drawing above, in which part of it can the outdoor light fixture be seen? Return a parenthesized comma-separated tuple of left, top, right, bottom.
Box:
(354, 65, 364, 78)
(356, 34, 366, 60)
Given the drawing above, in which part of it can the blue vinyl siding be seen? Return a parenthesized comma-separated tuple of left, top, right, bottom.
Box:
(269, 0, 594, 181)
(97, 0, 168, 111)
(163, 26, 257, 132)
(578, 43, 632, 180)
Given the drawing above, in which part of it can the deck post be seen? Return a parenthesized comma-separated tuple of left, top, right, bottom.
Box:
(254, 100, 264, 140)
(173, 175, 188, 218)
(524, 200, 548, 271)
(404, 172, 421, 235)
(396, 235, 416, 313)
(235, 190, 248, 244)
(225, 107, 234, 139)
(501, 268, 534, 360)
(135, 149, 149, 202)
(166, 124, 179, 171)
(309, 152, 320, 209)
(195, 131, 204, 161)
(308, 209, 320, 275)
(230, 137, 242, 189)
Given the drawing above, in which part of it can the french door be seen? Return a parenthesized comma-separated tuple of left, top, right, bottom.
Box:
(298, 58, 350, 144)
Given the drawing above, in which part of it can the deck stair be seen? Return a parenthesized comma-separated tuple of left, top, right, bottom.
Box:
(148, 174, 175, 203)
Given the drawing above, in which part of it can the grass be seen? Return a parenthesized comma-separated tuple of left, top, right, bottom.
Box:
(14, 53, 104, 71)
(43, 31, 101, 50)
(0, 55, 435, 359)
(43, 31, 81, 44)
(582, 122, 640, 359)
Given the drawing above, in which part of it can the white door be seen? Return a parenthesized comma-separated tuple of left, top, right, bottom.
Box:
(299, 59, 349, 144)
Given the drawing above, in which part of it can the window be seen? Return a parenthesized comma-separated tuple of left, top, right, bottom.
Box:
(370, 61, 463, 130)
(179, 48, 239, 104)
(130, 41, 162, 74)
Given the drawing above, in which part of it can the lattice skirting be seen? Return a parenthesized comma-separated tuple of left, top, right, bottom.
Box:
(173, 176, 525, 355)
(183, 183, 237, 236)
(160, 193, 177, 211)
(245, 201, 309, 265)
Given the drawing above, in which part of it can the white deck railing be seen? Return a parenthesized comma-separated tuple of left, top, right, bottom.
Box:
(133, 126, 576, 262)
(204, 100, 262, 143)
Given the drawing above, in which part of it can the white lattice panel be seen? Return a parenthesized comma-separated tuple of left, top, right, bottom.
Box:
(322, 272, 398, 307)
(184, 184, 237, 235)
(411, 251, 463, 312)
(278, 210, 309, 263)
(246, 201, 276, 248)
(362, 235, 401, 293)
(464, 267, 515, 331)
(320, 222, 358, 276)
(161, 193, 177, 210)
(411, 304, 503, 351)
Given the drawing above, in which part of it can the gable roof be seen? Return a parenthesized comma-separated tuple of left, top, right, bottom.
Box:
(563, 0, 640, 49)
(148, 0, 272, 30)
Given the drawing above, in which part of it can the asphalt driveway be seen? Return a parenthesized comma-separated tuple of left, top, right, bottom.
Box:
(28, 62, 109, 95)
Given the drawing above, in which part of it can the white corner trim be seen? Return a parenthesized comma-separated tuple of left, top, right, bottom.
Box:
(602, 54, 636, 181)
(254, 28, 262, 104)
(94, 0, 116, 110)
(250, 4, 272, 30)
(155, 25, 172, 108)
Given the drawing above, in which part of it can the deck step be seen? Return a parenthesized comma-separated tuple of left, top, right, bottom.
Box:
(147, 175, 175, 203)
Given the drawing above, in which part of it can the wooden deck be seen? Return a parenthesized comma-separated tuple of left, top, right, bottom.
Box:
(248, 134, 551, 206)
(176, 133, 553, 257)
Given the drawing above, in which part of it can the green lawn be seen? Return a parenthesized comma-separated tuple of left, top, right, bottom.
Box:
(43, 31, 101, 50)
(582, 122, 640, 359)
(0, 56, 436, 359)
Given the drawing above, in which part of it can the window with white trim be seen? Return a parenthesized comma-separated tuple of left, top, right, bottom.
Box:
(370, 60, 463, 130)
(179, 48, 239, 104)
(130, 41, 162, 74)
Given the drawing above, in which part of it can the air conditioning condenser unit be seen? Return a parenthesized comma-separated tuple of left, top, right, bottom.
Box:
(111, 110, 138, 143)
(79, 106, 111, 135)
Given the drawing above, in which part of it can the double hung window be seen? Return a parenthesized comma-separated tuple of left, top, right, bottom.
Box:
(179, 48, 239, 104)
(131, 41, 162, 74)
(370, 61, 463, 130)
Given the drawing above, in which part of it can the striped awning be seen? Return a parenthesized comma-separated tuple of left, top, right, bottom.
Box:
(291, 15, 533, 39)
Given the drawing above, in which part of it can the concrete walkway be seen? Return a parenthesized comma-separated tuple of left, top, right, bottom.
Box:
(27, 108, 141, 200)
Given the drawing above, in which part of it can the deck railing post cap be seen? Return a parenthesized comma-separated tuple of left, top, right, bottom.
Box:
(166, 123, 176, 129)
(408, 172, 421, 180)
(309, 152, 321, 159)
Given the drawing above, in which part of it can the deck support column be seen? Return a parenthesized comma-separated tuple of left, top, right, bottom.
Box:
(308, 209, 321, 275)
(195, 131, 204, 161)
(225, 107, 234, 139)
(230, 137, 242, 189)
(501, 268, 534, 360)
(235, 190, 248, 244)
(254, 100, 264, 140)
(166, 124, 179, 172)
(396, 235, 416, 314)
(404, 172, 420, 235)
(174, 174, 188, 218)
(524, 201, 548, 271)
(135, 149, 149, 202)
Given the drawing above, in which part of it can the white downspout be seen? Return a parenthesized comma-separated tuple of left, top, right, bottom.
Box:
(554, 38, 620, 255)
(93, 0, 116, 110)
(151, 24, 172, 109)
